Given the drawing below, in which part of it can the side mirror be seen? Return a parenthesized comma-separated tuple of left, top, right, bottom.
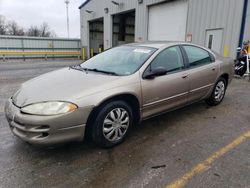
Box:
(144, 67, 167, 79)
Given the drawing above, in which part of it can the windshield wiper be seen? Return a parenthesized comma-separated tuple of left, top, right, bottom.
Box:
(82, 68, 119, 76)
(70, 65, 119, 76)
(69, 65, 86, 72)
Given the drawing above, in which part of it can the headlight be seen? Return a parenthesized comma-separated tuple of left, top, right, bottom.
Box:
(21, 101, 78, 115)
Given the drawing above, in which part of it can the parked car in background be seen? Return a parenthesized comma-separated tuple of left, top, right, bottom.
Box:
(5, 42, 234, 148)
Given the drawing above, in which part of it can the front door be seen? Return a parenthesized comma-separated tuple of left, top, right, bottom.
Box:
(205, 29, 223, 54)
(141, 46, 189, 119)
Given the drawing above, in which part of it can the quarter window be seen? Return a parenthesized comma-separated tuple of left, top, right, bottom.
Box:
(183, 46, 212, 67)
(151, 46, 184, 73)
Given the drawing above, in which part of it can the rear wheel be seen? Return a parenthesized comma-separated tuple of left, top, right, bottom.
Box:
(91, 101, 133, 148)
(206, 77, 227, 106)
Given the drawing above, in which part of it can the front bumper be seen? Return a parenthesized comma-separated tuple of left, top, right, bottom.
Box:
(4, 98, 93, 146)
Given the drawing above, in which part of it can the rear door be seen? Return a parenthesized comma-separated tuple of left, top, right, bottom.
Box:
(182, 45, 219, 103)
(141, 46, 189, 119)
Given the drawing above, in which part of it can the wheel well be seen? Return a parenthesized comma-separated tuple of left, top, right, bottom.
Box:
(84, 94, 141, 138)
(220, 73, 229, 86)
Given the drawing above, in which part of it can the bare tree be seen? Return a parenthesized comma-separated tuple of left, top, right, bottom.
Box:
(7, 21, 24, 36)
(0, 15, 56, 37)
(26, 25, 40, 37)
(40, 22, 51, 37)
(0, 15, 7, 35)
(26, 23, 55, 37)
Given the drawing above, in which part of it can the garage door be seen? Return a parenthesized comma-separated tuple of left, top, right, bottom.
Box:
(148, 0, 188, 41)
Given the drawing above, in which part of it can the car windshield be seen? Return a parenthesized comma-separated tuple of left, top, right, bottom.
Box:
(80, 46, 157, 76)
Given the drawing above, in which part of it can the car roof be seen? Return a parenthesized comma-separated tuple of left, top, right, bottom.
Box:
(127, 41, 192, 49)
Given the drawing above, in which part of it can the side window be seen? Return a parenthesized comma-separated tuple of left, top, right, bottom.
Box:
(183, 46, 212, 67)
(151, 46, 184, 73)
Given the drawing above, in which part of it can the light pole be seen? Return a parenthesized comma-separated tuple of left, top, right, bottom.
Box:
(65, 0, 70, 38)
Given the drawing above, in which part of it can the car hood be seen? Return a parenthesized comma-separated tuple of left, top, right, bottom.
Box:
(12, 68, 122, 107)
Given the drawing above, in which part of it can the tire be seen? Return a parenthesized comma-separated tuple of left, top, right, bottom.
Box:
(206, 77, 227, 106)
(91, 100, 133, 148)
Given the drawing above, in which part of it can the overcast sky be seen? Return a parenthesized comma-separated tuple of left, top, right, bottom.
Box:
(0, 0, 86, 38)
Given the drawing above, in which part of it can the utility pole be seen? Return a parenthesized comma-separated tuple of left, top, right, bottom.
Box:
(65, 0, 70, 38)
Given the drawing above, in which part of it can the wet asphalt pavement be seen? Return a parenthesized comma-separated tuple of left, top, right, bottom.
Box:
(0, 60, 250, 188)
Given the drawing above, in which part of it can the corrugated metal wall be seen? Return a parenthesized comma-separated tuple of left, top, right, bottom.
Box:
(187, 0, 244, 58)
(80, 0, 247, 58)
(0, 35, 81, 59)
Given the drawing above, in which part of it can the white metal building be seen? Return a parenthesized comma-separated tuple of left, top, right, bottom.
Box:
(79, 0, 250, 58)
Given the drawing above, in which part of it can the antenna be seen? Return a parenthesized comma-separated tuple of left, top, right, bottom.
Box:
(65, 0, 70, 38)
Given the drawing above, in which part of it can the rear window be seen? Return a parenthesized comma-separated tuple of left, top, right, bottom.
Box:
(183, 46, 212, 67)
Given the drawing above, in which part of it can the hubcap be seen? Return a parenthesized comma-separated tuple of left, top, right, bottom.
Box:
(214, 81, 225, 102)
(103, 108, 129, 141)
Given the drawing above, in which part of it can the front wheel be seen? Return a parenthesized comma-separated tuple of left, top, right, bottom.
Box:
(91, 101, 133, 148)
(206, 77, 227, 106)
